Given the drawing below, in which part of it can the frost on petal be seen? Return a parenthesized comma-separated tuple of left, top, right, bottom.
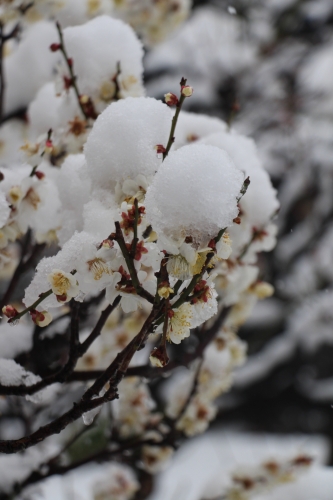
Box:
(84, 97, 172, 190)
(145, 144, 244, 247)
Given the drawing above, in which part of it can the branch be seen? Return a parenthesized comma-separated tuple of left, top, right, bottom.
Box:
(0, 304, 162, 453)
(0, 234, 45, 309)
(114, 221, 154, 304)
(78, 296, 121, 356)
(163, 77, 190, 160)
(69, 307, 231, 382)
(0, 296, 120, 396)
(55, 22, 95, 120)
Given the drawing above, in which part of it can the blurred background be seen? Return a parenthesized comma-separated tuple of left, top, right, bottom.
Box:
(1, 0, 333, 498)
(144, 0, 333, 463)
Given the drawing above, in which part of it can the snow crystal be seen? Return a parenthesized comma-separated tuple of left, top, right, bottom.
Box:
(0, 359, 41, 387)
(84, 97, 172, 189)
(145, 144, 244, 245)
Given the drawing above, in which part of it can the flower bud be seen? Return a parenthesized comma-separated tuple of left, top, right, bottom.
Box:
(34, 171, 45, 180)
(2, 305, 18, 319)
(164, 93, 179, 106)
(149, 345, 169, 367)
(251, 281, 274, 299)
(158, 282, 174, 299)
(79, 94, 90, 104)
(45, 139, 53, 154)
(50, 43, 61, 52)
(155, 144, 166, 155)
(30, 309, 52, 327)
(181, 86, 193, 97)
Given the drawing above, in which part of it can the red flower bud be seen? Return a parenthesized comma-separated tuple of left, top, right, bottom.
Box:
(34, 171, 45, 180)
(50, 43, 61, 52)
(156, 144, 166, 155)
(164, 92, 179, 106)
(2, 305, 18, 318)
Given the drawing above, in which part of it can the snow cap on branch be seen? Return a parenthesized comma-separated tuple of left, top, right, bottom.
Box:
(62, 16, 144, 110)
(84, 97, 172, 189)
(145, 144, 244, 246)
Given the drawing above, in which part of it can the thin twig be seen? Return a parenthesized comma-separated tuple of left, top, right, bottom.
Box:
(55, 21, 91, 120)
(163, 78, 188, 160)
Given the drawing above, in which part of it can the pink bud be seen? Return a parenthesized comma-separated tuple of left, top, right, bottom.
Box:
(155, 144, 166, 155)
(2, 305, 18, 318)
(50, 43, 61, 52)
(30, 309, 52, 327)
(34, 171, 45, 180)
(164, 93, 179, 106)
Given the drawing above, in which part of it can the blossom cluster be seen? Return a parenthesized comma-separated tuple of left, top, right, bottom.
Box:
(0, 6, 280, 499)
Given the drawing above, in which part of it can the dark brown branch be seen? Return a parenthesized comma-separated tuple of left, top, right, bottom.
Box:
(0, 235, 45, 309)
(69, 307, 231, 383)
(0, 391, 115, 454)
(6, 436, 159, 498)
(0, 304, 162, 453)
(78, 296, 121, 356)
(0, 297, 120, 396)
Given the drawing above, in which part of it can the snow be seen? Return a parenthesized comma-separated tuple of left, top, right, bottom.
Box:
(56, 154, 91, 246)
(84, 97, 172, 189)
(173, 111, 228, 149)
(4, 21, 58, 116)
(0, 321, 33, 359)
(0, 358, 41, 387)
(199, 131, 280, 226)
(145, 144, 244, 245)
(63, 16, 144, 108)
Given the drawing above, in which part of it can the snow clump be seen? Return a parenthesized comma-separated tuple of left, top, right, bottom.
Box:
(145, 143, 244, 246)
(84, 97, 172, 190)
